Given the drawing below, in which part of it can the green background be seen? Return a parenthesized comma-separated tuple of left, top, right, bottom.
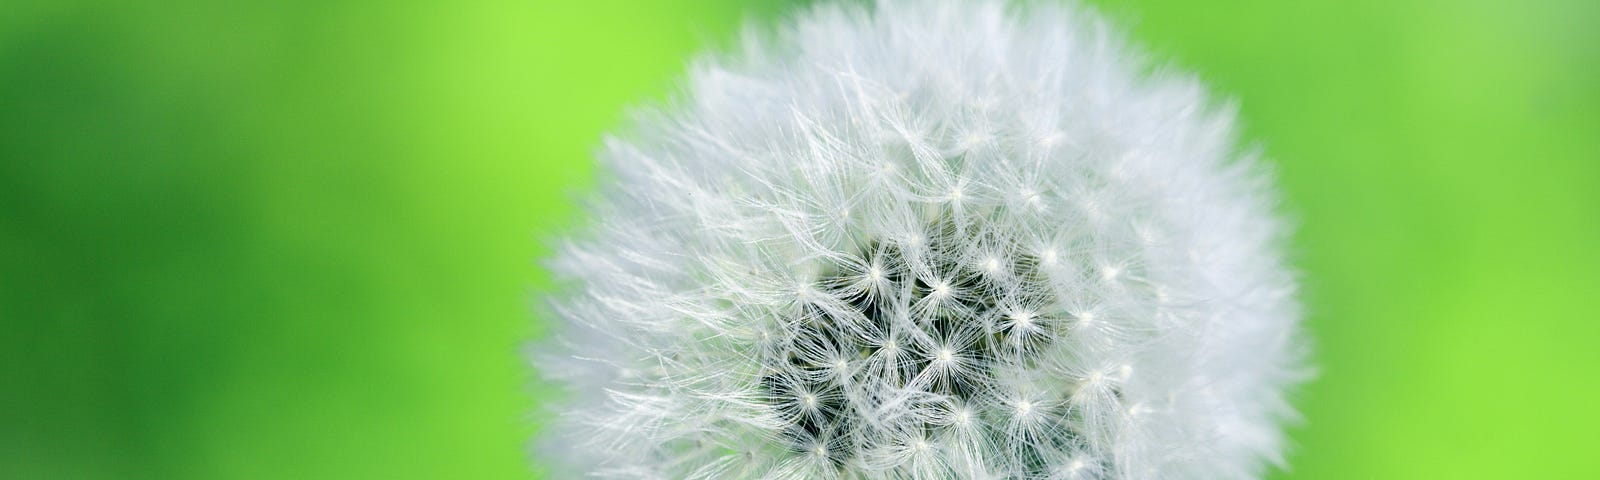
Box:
(2, 0, 1595, 478)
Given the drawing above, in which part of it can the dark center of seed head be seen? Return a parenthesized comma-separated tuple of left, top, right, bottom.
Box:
(758, 224, 1064, 470)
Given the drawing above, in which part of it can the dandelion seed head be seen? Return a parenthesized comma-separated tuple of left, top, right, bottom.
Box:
(536, 1, 1307, 478)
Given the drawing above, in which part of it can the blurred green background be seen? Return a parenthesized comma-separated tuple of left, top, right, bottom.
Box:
(1, 0, 1594, 478)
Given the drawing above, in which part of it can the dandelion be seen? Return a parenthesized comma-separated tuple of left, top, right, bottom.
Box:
(535, 0, 1307, 478)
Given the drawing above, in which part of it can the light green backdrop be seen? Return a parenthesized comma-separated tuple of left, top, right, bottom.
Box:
(2, 0, 1595, 478)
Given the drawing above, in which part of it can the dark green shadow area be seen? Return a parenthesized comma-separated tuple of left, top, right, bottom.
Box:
(1, 1, 785, 478)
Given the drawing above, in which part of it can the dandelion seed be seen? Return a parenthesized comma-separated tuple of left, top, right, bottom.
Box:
(1010, 311, 1035, 328)
(1041, 248, 1061, 266)
(1100, 266, 1121, 281)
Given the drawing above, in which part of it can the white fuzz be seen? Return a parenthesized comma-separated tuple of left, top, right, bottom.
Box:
(536, 1, 1306, 479)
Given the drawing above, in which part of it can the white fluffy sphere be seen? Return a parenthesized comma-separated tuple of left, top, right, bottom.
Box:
(536, 1, 1307, 479)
